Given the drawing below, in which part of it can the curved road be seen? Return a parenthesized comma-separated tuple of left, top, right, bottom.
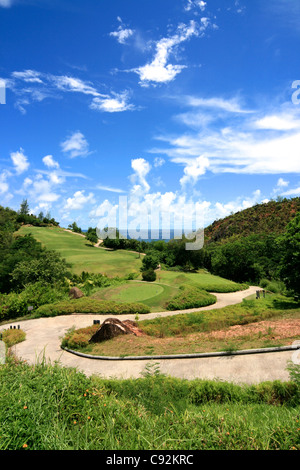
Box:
(4, 286, 298, 385)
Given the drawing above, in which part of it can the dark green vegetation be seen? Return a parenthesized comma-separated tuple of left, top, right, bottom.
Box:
(0, 358, 299, 450)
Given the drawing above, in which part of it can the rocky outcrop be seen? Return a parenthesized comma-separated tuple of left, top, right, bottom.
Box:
(89, 318, 144, 343)
(69, 287, 84, 299)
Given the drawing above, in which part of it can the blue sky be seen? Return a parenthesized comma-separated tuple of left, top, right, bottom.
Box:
(0, 0, 300, 232)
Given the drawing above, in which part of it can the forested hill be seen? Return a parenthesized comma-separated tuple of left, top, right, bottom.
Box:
(204, 197, 300, 244)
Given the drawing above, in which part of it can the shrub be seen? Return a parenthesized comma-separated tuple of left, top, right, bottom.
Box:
(142, 269, 157, 282)
(34, 298, 150, 318)
(0, 282, 68, 321)
(166, 286, 216, 311)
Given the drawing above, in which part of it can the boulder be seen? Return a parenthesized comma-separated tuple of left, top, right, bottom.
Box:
(69, 287, 84, 299)
(89, 318, 137, 343)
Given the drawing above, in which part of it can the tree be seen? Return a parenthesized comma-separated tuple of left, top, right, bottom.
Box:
(141, 253, 159, 272)
(142, 269, 157, 282)
(86, 230, 98, 246)
(278, 213, 300, 296)
(19, 199, 30, 215)
(68, 222, 82, 233)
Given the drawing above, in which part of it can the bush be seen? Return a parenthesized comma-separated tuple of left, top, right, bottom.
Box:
(34, 298, 150, 318)
(0, 282, 68, 321)
(166, 286, 217, 311)
(142, 269, 157, 282)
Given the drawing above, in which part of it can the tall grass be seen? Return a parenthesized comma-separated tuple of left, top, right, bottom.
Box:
(0, 359, 299, 450)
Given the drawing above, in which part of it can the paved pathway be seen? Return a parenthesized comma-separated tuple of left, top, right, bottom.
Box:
(3, 286, 298, 384)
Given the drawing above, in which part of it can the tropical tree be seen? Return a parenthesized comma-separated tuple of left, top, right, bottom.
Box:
(278, 213, 300, 296)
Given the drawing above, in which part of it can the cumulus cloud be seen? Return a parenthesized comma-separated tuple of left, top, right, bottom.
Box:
(64, 190, 95, 211)
(130, 158, 151, 193)
(10, 149, 30, 175)
(180, 155, 210, 187)
(61, 131, 90, 158)
(43, 155, 60, 169)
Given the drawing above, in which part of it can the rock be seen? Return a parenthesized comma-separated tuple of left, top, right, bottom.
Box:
(69, 287, 84, 299)
(89, 318, 137, 343)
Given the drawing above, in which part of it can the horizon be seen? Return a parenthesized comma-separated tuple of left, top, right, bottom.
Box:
(1, 0, 300, 233)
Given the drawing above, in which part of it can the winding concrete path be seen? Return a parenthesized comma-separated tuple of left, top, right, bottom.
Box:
(3, 286, 298, 385)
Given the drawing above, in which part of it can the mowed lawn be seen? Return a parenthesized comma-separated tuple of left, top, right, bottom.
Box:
(92, 281, 180, 312)
(156, 270, 247, 293)
(16, 226, 143, 277)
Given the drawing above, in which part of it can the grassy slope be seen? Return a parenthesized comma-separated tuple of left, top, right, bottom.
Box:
(0, 360, 299, 450)
(17, 226, 143, 277)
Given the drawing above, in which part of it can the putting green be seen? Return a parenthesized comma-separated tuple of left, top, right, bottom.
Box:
(104, 283, 164, 303)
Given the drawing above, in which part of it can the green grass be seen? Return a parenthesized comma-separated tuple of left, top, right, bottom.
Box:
(0, 359, 299, 450)
(139, 294, 300, 338)
(157, 270, 248, 293)
(17, 226, 143, 277)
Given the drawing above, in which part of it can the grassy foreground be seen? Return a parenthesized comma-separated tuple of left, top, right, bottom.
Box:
(0, 357, 299, 451)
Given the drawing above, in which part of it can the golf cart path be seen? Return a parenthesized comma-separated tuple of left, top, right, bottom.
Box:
(7, 286, 299, 384)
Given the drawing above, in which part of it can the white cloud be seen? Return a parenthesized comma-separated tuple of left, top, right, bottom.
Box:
(61, 131, 90, 158)
(184, 95, 253, 114)
(43, 155, 60, 169)
(29, 176, 61, 203)
(97, 184, 126, 193)
(90, 91, 135, 113)
(185, 1, 207, 12)
(130, 158, 151, 193)
(254, 113, 300, 131)
(154, 157, 165, 168)
(110, 26, 134, 45)
(180, 155, 210, 187)
(64, 190, 95, 211)
(282, 186, 300, 196)
(151, 97, 300, 177)
(10, 149, 30, 175)
(132, 20, 208, 86)
(277, 177, 289, 188)
(12, 70, 43, 84)
(50, 75, 100, 97)
(0, 170, 10, 194)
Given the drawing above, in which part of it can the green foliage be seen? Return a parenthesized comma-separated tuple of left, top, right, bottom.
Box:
(68, 221, 82, 233)
(166, 285, 216, 311)
(0, 282, 68, 321)
(1, 328, 26, 348)
(142, 269, 157, 282)
(0, 360, 299, 450)
(139, 294, 294, 338)
(85, 228, 98, 245)
(141, 253, 159, 272)
(278, 213, 300, 295)
(0, 234, 71, 293)
(34, 297, 150, 317)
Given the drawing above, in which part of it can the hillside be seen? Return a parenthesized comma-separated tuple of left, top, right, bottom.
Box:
(17, 226, 143, 277)
(204, 197, 300, 244)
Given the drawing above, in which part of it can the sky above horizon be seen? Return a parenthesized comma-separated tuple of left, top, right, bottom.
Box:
(1, 0, 300, 234)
